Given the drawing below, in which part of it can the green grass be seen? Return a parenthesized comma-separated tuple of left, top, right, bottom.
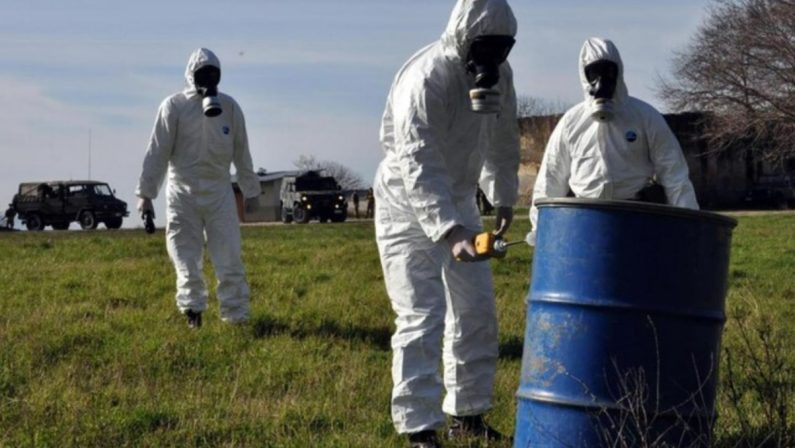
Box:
(0, 214, 792, 447)
(715, 214, 795, 447)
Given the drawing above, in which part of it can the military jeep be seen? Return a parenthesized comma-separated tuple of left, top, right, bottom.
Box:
(279, 171, 347, 224)
(11, 180, 129, 231)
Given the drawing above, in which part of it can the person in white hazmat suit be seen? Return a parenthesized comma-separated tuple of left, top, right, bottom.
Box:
(374, 1, 520, 446)
(529, 37, 699, 242)
(136, 48, 261, 328)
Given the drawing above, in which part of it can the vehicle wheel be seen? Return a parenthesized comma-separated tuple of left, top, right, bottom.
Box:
(52, 222, 70, 231)
(26, 214, 44, 231)
(105, 218, 123, 229)
(281, 206, 293, 223)
(79, 211, 98, 230)
(293, 206, 310, 224)
(320, 216, 328, 223)
(331, 213, 347, 223)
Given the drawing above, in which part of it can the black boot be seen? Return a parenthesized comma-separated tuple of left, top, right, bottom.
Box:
(408, 430, 441, 448)
(447, 415, 509, 443)
(186, 310, 202, 329)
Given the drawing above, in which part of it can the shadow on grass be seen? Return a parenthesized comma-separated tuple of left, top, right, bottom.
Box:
(251, 315, 527, 361)
(715, 426, 793, 448)
(499, 335, 524, 361)
(251, 315, 392, 351)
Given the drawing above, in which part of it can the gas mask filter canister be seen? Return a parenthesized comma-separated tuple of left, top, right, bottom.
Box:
(466, 35, 515, 114)
(584, 60, 619, 122)
(193, 65, 223, 117)
(591, 99, 614, 122)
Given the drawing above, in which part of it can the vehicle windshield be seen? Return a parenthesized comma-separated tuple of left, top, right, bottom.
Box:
(93, 184, 113, 196)
(295, 177, 339, 191)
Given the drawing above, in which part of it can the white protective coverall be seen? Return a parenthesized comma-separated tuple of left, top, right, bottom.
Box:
(136, 48, 261, 322)
(374, 0, 519, 434)
(530, 37, 699, 233)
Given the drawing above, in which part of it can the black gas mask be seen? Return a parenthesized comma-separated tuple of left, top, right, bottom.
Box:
(193, 65, 222, 117)
(584, 59, 618, 121)
(465, 35, 515, 114)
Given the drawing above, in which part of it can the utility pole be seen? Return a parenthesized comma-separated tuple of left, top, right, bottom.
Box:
(88, 128, 92, 180)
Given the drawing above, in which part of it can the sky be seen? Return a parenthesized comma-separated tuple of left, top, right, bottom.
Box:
(0, 0, 709, 227)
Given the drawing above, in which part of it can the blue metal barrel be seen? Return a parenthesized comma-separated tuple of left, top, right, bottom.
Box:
(514, 199, 737, 448)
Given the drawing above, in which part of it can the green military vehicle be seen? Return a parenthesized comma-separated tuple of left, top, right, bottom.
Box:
(279, 171, 347, 224)
(11, 180, 129, 231)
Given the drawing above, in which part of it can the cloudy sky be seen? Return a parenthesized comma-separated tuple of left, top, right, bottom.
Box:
(0, 0, 709, 226)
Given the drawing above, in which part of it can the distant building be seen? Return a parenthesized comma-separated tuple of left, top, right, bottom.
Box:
(232, 169, 301, 222)
(518, 112, 793, 209)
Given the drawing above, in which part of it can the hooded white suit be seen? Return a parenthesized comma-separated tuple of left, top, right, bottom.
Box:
(530, 38, 698, 233)
(136, 48, 261, 322)
(374, 0, 520, 434)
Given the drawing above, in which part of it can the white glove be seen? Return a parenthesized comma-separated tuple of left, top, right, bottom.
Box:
(494, 206, 513, 237)
(446, 225, 480, 262)
(525, 231, 536, 247)
(137, 197, 154, 218)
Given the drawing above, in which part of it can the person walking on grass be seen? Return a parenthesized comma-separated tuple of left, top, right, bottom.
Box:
(136, 48, 261, 329)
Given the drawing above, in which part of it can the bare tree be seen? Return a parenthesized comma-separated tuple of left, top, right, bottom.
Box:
(516, 96, 569, 166)
(660, 0, 795, 164)
(516, 95, 570, 118)
(293, 155, 320, 172)
(293, 155, 366, 190)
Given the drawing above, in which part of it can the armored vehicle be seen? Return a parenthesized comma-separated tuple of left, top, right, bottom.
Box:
(279, 171, 347, 224)
(11, 180, 129, 231)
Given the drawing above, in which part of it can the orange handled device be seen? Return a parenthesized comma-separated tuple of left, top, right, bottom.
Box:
(474, 232, 524, 258)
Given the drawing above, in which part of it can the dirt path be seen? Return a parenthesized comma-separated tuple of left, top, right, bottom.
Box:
(718, 210, 795, 217)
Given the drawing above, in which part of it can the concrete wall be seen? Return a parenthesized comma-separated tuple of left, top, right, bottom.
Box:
(346, 189, 369, 218)
(235, 178, 286, 223)
(253, 178, 284, 222)
(666, 113, 752, 208)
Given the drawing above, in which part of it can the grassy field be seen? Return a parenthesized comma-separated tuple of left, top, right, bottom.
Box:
(0, 213, 792, 447)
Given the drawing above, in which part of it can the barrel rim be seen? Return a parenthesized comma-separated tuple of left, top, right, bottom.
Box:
(515, 389, 718, 418)
(530, 292, 727, 323)
(535, 198, 738, 228)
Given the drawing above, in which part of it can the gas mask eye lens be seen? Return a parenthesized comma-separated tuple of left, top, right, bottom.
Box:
(194, 66, 220, 87)
(468, 36, 516, 68)
(584, 60, 618, 99)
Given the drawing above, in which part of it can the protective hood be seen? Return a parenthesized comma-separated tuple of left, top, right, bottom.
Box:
(183, 48, 221, 96)
(578, 38, 628, 103)
(440, 0, 518, 61)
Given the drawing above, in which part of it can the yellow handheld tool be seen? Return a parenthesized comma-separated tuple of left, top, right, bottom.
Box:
(474, 232, 524, 259)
